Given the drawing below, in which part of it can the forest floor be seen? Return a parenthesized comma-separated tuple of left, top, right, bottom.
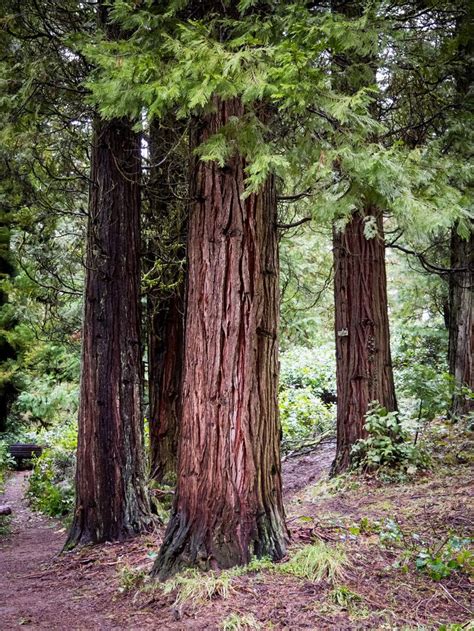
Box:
(0, 422, 472, 630)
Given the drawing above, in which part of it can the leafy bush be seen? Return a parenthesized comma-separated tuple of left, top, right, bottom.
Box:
(0, 440, 14, 488)
(392, 324, 455, 421)
(279, 387, 334, 440)
(27, 422, 77, 519)
(280, 346, 335, 396)
(13, 376, 79, 429)
(350, 403, 430, 477)
(279, 346, 336, 442)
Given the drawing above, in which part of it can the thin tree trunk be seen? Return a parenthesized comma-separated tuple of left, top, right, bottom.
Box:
(146, 118, 186, 484)
(148, 287, 184, 484)
(332, 210, 397, 474)
(152, 97, 288, 579)
(66, 114, 151, 546)
(448, 226, 473, 417)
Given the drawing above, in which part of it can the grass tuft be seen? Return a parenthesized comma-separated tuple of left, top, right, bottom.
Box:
(279, 542, 347, 583)
(220, 612, 262, 630)
(161, 568, 235, 607)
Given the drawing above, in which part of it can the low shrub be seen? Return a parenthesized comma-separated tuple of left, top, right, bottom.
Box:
(279, 346, 336, 443)
(26, 422, 77, 520)
(0, 440, 14, 489)
(350, 403, 430, 478)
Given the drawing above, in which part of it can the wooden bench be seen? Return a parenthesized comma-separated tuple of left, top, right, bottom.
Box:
(8, 443, 43, 468)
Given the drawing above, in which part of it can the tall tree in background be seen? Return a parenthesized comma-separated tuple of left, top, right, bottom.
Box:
(332, 210, 397, 473)
(67, 1, 151, 547)
(146, 118, 186, 484)
(447, 5, 473, 416)
(448, 230, 473, 416)
(331, 2, 396, 474)
(152, 97, 288, 578)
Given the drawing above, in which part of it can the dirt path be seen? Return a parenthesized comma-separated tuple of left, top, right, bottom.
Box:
(0, 434, 471, 629)
(0, 449, 336, 631)
(0, 472, 120, 630)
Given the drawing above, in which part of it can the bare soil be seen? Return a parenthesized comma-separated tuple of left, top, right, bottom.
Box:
(0, 425, 472, 630)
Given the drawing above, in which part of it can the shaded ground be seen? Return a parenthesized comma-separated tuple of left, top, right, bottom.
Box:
(0, 423, 472, 630)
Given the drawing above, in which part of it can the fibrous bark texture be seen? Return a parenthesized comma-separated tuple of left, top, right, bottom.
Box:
(152, 98, 288, 579)
(448, 226, 473, 417)
(332, 210, 397, 474)
(146, 119, 186, 484)
(148, 288, 184, 483)
(66, 115, 151, 547)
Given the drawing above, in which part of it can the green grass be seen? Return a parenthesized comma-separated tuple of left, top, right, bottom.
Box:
(220, 612, 262, 630)
(278, 542, 347, 582)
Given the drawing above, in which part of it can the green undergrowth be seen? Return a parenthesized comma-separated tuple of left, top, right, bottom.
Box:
(0, 514, 12, 538)
(26, 422, 76, 520)
(350, 402, 431, 481)
(119, 541, 347, 609)
(0, 441, 14, 490)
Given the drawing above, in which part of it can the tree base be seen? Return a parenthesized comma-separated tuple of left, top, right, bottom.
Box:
(151, 509, 288, 581)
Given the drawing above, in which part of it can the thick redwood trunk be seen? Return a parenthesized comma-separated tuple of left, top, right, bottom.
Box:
(332, 210, 397, 474)
(66, 114, 151, 547)
(448, 226, 473, 417)
(152, 98, 288, 579)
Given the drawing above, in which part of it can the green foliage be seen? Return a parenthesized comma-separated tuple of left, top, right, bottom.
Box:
(14, 377, 78, 428)
(414, 537, 473, 581)
(0, 440, 14, 488)
(280, 346, 335, 395)
(331, 585, 362, 608)
(391, 316, 454, 422)
(26, 422, 77, 519)
(279, 346, 336, 444)
(118, 565, 149, 594)
(279, 388, 334, 441)
(350, 403, 430, 478)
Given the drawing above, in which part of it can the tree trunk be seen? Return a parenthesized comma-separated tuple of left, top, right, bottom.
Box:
(66, 113, 151, 547)
(152, 97, 288, 579)
(332, 210, 397, 474)
(448, 226, 473, 417)
(146, 118, 186, 484)
(148, 287, 184, 484)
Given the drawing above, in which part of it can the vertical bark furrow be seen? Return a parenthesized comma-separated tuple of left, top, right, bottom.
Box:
(332, 210, 397, 474)
(153, 98, 287, 579)
(448, 227, 473, 416)
(67, 116, 151, 547)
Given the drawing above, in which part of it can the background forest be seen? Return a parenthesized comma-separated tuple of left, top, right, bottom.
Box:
(0, 0, 472, 629)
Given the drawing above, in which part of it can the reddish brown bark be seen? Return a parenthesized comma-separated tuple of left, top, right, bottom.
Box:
(146, 118, 186, 484)
(66, 112, 151, 547)
(448, 226, 473, 417)
(152, 98, 288, 579)
(332, 210, 397, 474)
(148, 287, 184, 484)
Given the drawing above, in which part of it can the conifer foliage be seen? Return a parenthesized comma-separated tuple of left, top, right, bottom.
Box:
(0, 0, 472, 578)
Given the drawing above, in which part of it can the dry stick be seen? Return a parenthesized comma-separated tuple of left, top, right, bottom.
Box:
(282, 431, 335, 461)
(438, 583, 473, 615)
